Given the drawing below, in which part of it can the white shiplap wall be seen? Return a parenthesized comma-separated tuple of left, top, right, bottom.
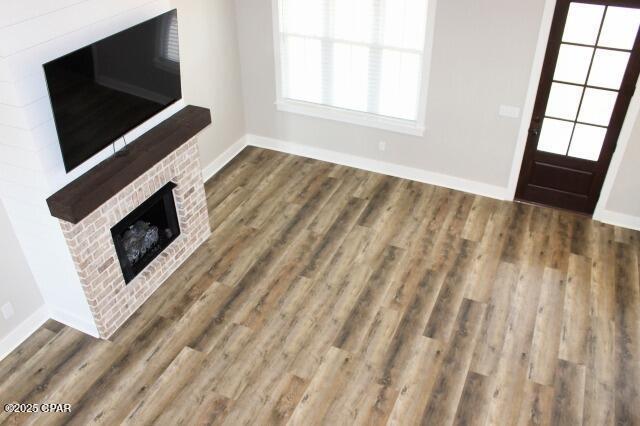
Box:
(0, 0, 178, 336)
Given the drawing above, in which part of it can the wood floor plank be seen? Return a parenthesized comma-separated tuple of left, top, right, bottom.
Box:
(2, 147, 638, 425)
(246, 156, 321, 228)
(381, 188, 456, 312)
(551, 359, 586, 425)
(122, 346, 205, 425)
(320, 356, 397, 426)
(570, 214, 594, 259)
(544, 211, 574, 273)
(2, 338, 116, 426)
(419, 299, 486, 425)
(463, 204, 512, 303)
(500, 203, 533, 264)
(389, 181, 435, 250)
(357, 176, 402, 229)
(209, 186, 249, 231)
(156, 323, 252, 424)
(0, 328, 55, 385)
(470, 261, 520, 376)
(583, 317, 615, 426)
(287, 346, 358, 425)
(378, 270, 446, 390)
(205, 148, 284, 210)
(60, 316, 177, 425)
(462, 196, 498, 242)
(300, 197, 367, 279)
(307, 168, 369, 235)
(484, 261, 545, 424)
(0, 328, 94, 406)
(333, 245, 405, 353)
(384, 336, 443, 426)
(452, 371, 492, 426)
(235, 231, 320, 330)
(356, 307, 402, 368)
(614, 242, 640, 425)
(516, 381, 554, 426)
(558, 253, 591, 365)
(424, 239, 477, 342)
(528, 267, 566, 386)
(253, 373, 308, 426)
(426, 193, 475, 273)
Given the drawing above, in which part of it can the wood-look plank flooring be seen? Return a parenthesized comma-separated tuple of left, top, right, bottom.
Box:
(1, 147, 639, 425)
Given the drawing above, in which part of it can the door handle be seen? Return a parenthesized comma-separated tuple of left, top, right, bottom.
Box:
(529, 128, 540, 137)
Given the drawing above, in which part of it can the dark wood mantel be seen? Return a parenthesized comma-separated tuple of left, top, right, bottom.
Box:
(46, 105, 211, 224)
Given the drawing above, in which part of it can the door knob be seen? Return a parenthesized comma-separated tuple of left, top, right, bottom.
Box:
(529, 128, 540, 136)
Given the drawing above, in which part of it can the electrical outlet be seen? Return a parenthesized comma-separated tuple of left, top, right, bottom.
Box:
(378, 141, 387, 152)
(499, 105, 521, 119)
(1, 302, 14, 320)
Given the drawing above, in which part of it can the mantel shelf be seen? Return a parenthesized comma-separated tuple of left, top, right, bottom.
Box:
(46, 105, 212, 224)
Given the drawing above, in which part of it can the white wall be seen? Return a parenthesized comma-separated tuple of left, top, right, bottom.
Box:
(0, 199, 44, 344)
(171, 0, 246, 168)
(234, 0, 545, 194)
(0, 0, 246, 341)
(603, 111, 640, 223)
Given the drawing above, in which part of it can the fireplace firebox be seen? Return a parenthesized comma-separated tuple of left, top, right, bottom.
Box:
(111, 182, 181, 284)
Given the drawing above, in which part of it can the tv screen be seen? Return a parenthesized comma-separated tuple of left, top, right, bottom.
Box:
(44, 9, 182, 172)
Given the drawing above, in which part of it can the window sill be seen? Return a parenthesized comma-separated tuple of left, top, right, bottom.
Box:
(275, 99, 425, 137)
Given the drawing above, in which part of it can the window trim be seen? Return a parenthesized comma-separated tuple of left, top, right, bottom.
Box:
(271, 0, 437, 137)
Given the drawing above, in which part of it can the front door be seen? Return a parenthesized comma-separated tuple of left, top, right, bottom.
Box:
(516, 0, 640, 214)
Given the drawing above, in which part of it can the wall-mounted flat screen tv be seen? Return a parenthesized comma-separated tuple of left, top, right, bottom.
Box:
(43, 9, 182, 172)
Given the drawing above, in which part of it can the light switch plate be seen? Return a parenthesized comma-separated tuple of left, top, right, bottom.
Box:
(1, 302, 14, 320)
(499, 105, 521, 119)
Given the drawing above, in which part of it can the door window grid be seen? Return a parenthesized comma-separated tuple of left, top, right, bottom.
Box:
(539, 3, 637, 161)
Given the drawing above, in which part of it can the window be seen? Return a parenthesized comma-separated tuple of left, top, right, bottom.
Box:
(273, 0, 434, 135)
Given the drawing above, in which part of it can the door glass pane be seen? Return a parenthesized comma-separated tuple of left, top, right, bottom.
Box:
(554, 44, 593, 84)
(537, 118, 574, 155)
(568, 124, 607, 160)
(562, 3, 605, 45)
(546, 83, 583, 120)
(588, 49, 630, 89)
(578, 88, 618, 126)
(598, 6, 640, 50)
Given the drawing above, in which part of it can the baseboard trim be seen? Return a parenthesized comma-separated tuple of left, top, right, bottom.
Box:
(199, 133, 640, 231)
(594, 209, 640, 232)
(246, 134, 509, 200)
(48, 306, 99, 338)
(202, 136, 247, 183)
(0, 305, 48, 361)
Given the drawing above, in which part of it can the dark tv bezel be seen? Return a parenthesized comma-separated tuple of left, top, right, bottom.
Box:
(43, 9, 182, 173)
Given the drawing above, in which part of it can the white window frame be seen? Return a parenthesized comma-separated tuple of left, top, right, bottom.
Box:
(271, 0, 437, 137)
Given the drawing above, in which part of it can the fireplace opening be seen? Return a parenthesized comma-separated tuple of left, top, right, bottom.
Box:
(111, 182, 180, 284)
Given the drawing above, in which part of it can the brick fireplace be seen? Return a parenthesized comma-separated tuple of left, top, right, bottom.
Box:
(57, 138, 210, 338)
(46, 106, 212, 338)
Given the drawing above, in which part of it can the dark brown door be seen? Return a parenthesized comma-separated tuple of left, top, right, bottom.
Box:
(516, 0, 640, 214)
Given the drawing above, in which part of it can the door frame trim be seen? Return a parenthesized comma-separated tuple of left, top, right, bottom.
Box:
(506, 0, 640, 223)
